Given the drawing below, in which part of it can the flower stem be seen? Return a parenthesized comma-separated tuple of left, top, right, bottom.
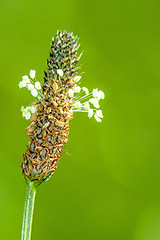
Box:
(21, 181, 36, 240)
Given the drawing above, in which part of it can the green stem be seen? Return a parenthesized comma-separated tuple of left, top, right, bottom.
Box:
(21, 182, 36, 240)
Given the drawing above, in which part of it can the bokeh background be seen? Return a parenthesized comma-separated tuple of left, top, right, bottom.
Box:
(0, 0, 160, 239)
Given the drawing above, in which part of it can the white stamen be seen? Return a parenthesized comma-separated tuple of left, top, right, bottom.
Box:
(29, 70, 36, 79)
(25, 111, 31, 120)
(21, 106, 26, 117)
(19, 80, 26, 88)
(97, 90, 105, 100)
(73, 85, 81, 93)
(73, 101, 82, 109)
(75, 93, 92, 101)
(19, 75, 31, 88)
(73, 76, 81, 83)
(27, 84, 35, 91)
(88, 109, 93, 118)
(94, 114, 102, 122)
(84, 103, 90, 110)
(21, 106, 31, 120)
(96, 110, 103, 118)
(31, 89, 38, 97)
(92, 89, 99, 98)
(89, 98, 100, 108)
(35, 81, 41, 90)
(82, 87, 89, 95)
(22, 75, 30, 83)
(57, 69, 63, 77)
(30, 106, 37, 114)
(68, 89, 74, 98)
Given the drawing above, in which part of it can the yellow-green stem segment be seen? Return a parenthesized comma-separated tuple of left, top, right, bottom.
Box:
(21, 182, 36, 240)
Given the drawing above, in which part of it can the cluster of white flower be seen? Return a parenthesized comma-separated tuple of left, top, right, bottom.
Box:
(19, 70, 42, 120)
(68, 76, 105, 122)
(18, 70, 42, 98)
(19, 70, 104, 122)
(20, 105, 37, 120)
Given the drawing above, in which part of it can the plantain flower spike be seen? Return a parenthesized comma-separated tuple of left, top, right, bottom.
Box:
(19, 30, 105, 187)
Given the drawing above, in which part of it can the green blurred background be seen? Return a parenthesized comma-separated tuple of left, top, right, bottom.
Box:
(1, 0, 160, 239)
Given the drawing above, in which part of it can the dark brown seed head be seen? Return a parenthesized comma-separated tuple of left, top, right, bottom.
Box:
(21, 31, 80, 186)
